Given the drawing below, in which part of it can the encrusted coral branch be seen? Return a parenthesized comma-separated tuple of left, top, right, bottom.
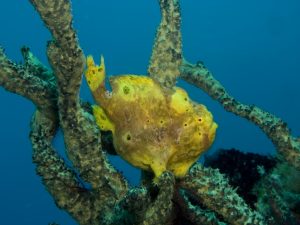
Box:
(0, 47, 57, 117)
(140, 172, 175, 225)
(30, 110, 97, 224)
(1, 44, 102, 223)
(177, 189, 224, 225)
(29, 0, 78, 53)
(148, 0, 182, 88)
(106, 187, 150, 225)
(180, 164, 265, 225)
(255, 163, 300, 224)
(29, 0, 128, 196)
(180, 61, 300, 170)
(21, 46, 55, 83)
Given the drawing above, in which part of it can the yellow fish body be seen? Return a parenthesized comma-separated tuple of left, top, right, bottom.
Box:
(85, 55, 217, 179)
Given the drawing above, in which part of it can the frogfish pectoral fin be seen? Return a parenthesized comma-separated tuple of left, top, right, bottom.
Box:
(92, 105, 114, 132)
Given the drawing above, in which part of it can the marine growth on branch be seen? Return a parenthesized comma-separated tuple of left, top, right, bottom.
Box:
(0, 0, 299, 225)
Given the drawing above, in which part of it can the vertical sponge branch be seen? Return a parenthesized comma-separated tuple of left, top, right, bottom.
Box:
(148, 0, 182, 88)
(29, 0, 128, 204)
(29, 0, 84, 97)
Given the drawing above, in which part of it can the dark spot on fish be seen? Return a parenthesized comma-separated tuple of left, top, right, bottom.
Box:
(123, 86, 130, 95)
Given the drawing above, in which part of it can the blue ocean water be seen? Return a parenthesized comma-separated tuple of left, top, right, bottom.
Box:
(0, 0, 299, 224)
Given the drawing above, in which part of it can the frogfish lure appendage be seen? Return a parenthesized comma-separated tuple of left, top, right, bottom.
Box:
(85, 55, 106, 91)
(84, 55, 218, 180)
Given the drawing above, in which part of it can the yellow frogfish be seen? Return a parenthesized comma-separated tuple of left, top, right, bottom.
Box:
(84, 55, 217, 179)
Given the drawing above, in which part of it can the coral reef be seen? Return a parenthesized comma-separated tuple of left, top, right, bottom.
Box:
(0, 0, 299, 224)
